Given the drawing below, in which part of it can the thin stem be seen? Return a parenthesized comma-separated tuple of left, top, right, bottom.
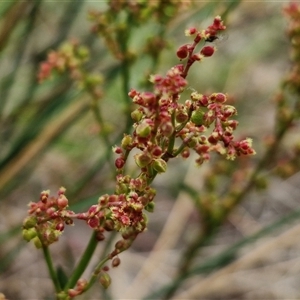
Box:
(41, 244, 61, 293)
(83, 256, 111, 292)
(64, 231, 98, 291)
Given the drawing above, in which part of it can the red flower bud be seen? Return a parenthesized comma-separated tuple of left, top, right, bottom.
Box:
(115, 157, 125, 169)
(57, 194, 68, 209)
(151, 146, 163, 158)
(141, 92, 156, 104)
(176, 44, 189, 59)
(185, 27, 197, 36)
(210, 93, 227, 103)
(201, 46, 215, 57)
(56, 222, 65, 231)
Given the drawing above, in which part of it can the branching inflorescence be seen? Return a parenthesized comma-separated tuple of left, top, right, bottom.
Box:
(23, 16, 255, 297)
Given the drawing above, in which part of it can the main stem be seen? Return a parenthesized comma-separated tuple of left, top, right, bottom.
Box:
(64, 230, 98, 291)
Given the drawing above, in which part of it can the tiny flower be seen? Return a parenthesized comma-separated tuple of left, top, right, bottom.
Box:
(190, 92, 203, 101)
(222, 105, 237, 118)
(191, 53, 202, 62)
(185, 27, 197, 36)
(113, 146, 123, 154)
(181, 148, 190, 159)
(87, 217, 99, 228)
(210, 93, 227, 103)
(208, 132, 219, 144)
(141, 91, 156, 105)
(128, 88, 138, 98)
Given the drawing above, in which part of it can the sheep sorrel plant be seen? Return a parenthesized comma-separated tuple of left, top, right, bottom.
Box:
(22, 14, 255, 299)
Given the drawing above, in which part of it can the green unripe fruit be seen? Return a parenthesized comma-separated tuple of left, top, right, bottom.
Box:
(151, 158, 167, 173)
(22, 228, 37, 242)
(136, 121, 151, 137)
(131, 109, 143, 122)
(145, 202, 155, 212)
(191, 108, 204, 125)
(99, 273, 111, 289)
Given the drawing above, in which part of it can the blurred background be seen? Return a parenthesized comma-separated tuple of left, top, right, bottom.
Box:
(1, 1, 300, 299)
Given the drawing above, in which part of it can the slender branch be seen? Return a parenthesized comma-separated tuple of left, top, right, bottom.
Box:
(64, 231, 98, 291)
(41, 244, 61, 293)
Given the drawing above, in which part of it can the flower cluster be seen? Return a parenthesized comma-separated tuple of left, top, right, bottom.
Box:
(22, 187, 72, 247)
(37, 40, 102, 97)
(178, 16, 227, 78)
(23, 186, 150, 253)
(113, 17, 255, 179)
(25, 14, 255, 253)
(24, 15, 256, 295)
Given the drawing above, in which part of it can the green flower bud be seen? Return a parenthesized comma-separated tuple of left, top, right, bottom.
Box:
(187, 137, 198, 148)
(115, 183, 129, 195)
(145, 202, 155, 212)
(33, 236, 42, 249)
(23, 216, 37, 229)
(191, 108, 204, 125)
(151, 158, 167, 173)
(22, 228, 37, 242)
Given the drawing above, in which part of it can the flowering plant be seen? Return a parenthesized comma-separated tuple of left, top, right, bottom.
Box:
(22, 13, 256, 299)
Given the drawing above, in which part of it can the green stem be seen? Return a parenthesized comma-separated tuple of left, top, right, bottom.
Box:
(64, 231, 98, 291)
(83, 256, 110, 292)
(41, 244, 61, 293)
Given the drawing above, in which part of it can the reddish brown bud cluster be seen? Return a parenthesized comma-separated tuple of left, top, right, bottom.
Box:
(176, 16, 226, 78)
(37, 40, 103, 97)
(23, 187, 74, 246)
(67, 279, 88, 298)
